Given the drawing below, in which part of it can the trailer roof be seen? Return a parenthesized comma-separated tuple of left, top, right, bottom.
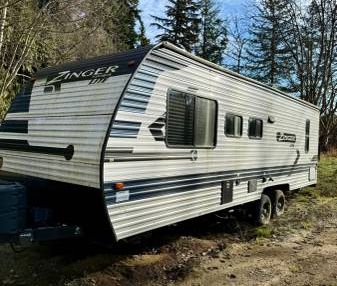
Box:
(36, 42, 319, 111)
(36, 45, 154, 77)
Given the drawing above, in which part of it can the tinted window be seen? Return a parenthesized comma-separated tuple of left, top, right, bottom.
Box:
(225, 114, 242, 137)
(248, 118, 263, 139)
(166, 91, 217, 148)
(194, 97, 217, 147)
(305, 120, 310, 153)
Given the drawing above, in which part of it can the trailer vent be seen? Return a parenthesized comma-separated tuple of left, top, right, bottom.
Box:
(248, 179, 258, 193)
(221, 181, 233, 204)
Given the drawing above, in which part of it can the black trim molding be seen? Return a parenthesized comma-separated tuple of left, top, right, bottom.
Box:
(0, 139, 74, 160)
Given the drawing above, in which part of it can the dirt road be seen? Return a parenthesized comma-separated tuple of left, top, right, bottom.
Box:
(177, 208, 337, 286)
(0, 157, 337, 286)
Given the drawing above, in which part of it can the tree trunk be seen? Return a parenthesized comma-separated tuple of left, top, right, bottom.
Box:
(0, 1, 9, 53)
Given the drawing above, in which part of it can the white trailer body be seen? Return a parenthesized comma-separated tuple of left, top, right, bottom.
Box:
(0, 42, 319, 243)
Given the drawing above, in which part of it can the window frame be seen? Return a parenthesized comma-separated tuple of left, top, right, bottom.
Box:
(248, 117, 264, 140)
(165, 89, 218, 149)
(224, 113, 243, 138)
(305, 119, 310, 153)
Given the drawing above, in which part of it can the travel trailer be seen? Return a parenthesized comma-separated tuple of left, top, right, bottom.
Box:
(0, 42, 319, 244)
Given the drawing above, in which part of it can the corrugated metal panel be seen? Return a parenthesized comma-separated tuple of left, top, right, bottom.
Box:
(104, 164, 311, 203)
(157, 43, 319, 111)
(0, 46, 152, 187)
(103, 45, 319, 240)
(0, 74, 131, 187)
(108, 186, 222, 239)
(106, 170, 316, 239)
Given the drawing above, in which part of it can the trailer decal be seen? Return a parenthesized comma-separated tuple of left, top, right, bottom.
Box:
(110, 120, 141, 138)
(276, 132, 296, 143)
(148, 114, 165, 141)
(0, 120, 28, 133)
(104, 163, 315, 204)
(0, 139, 74, 160)
(43, 65, 120, 93)
(105, 151, 194, 162)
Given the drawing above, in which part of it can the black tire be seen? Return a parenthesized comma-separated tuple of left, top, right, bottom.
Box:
(253, 194, 272, 226)
(272, 189, 285, 217)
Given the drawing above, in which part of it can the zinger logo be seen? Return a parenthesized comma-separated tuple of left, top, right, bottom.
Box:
(44, 65, 119, 93)
(276, 132, 296, 143)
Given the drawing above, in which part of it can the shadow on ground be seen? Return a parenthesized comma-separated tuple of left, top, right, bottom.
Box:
(0, 207, 255, 286)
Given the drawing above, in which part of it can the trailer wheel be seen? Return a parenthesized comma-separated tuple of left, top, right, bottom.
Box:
(254, 194, 272, 226)
(272, 190, 285, 217)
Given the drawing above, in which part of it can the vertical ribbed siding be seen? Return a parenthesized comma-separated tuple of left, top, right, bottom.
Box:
(1, 74, 131, 188)
(103, 45, 319, 240)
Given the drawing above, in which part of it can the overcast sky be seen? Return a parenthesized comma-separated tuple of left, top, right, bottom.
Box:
(139, 0, 251, 42)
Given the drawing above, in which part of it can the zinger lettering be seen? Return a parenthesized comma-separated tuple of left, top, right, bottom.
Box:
(44, 65, 119, 93)
(276, 132, 296, 143)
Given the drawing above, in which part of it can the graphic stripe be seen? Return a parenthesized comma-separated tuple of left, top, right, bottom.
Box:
(0, 120, 28, 133)
(105, 151, 195, 162)
(110, 120, 141, 138)
(104, 163, 315, 204)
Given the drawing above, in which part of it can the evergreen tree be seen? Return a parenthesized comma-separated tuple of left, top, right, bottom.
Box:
(120, 0, 149, 48)
(103, 0, 149, 50)
(195, 0, 228, 64)
(136, 10, 150, 47)
(246, 0, 291, 88)
(118, 0, 139, 48)
(151, 0, 201, 52)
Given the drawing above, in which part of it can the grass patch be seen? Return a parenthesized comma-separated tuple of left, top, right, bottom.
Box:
(290, 155, 337, 201)
(297, 187, 320, 201)
(316, 155, 337, 197)
(289, 263, 301, 273)
(255, 226, 273, 238)
(300, 220, 312, 230)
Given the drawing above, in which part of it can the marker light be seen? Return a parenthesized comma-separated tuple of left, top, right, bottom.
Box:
(114, 182, 125, 190)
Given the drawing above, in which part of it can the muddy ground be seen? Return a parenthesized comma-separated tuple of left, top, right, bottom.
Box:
(0, 156, 337, 286)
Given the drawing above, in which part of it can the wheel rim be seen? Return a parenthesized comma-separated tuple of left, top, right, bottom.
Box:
(261, 202, 271, 222)
(276, 197, 285, 214)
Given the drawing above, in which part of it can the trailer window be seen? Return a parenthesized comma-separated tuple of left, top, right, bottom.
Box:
(166, 91, 217, 148)
(305, 120, 310, 153)
(248, 118, 263, 139)
(225, 114, 242, 137)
